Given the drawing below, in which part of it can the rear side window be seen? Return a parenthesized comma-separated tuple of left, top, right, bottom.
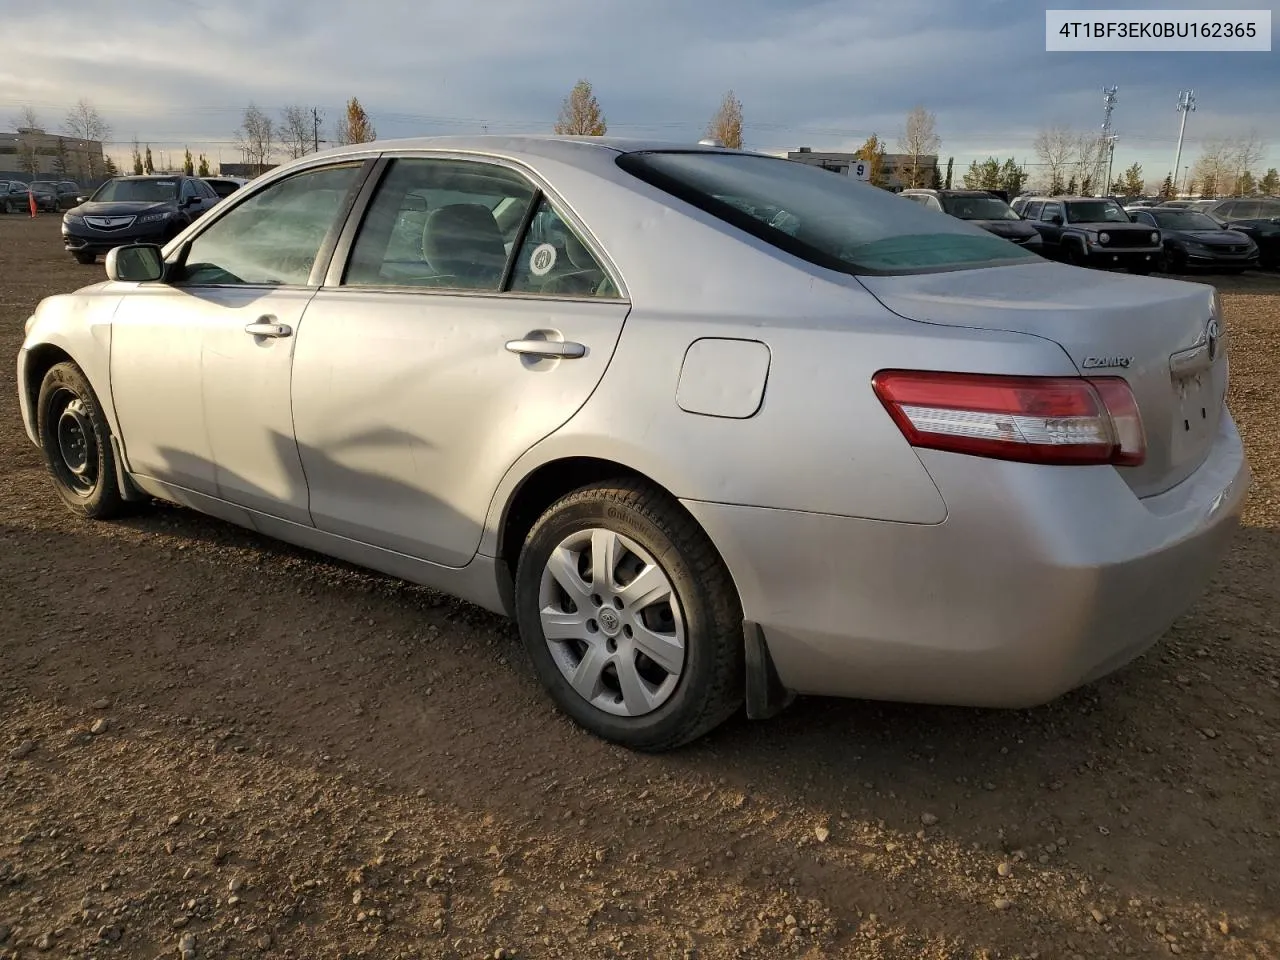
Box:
(616, 151, 1038, 276)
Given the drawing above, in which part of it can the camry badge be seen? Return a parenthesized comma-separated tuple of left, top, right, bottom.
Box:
(1081, 356, 1132, 369)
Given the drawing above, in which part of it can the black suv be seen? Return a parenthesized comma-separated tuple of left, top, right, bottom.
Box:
(61, 174, 220, 264)
(900, 188, 1043, 251)
(1019, 196, 1162, 273)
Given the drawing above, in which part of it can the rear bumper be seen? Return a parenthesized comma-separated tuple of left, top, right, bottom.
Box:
(682, 413, 1249, 708)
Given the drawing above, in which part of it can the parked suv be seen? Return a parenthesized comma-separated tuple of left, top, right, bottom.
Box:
(61, 174, 221, 264)
(1019, 196, 1161, 273)
(900, 188, 1043, 251)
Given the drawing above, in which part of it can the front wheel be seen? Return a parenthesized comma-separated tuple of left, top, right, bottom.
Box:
(514, 480, 744, 751)
(72, 251, 95, 265)
(36, 362, 129, 519)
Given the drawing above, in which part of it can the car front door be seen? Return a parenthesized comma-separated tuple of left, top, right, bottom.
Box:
(109, 160, 369, 524)
(289, 154, 630, 567)
(1035, 201, 1065, 249)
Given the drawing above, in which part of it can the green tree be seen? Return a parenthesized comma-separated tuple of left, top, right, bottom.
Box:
(1108, 178, 1126, 195)
(999, 158, 1027, 196)
(962, 157, 1001, 190)
(944, 156, 954, 189)
(131, 137, 143, 175)
(554, 79, 607, 136)
(1121, 162, 1144, 196)
(103, 155, 119, 177)
(929, 164, 943, 189)
(1237, 170, 1256, 196)
(1066, 176, 1078, 195)
(705, 90, 743, 149)
(52, 136, 70, 176)
(853, 133, 887, 188)
(183, 147, 194, 176)
(1158, 172, 1175, 199)
(1259, 168, 1279, 194)
(197, 154, 211, 177)
(144, 144, 154, 174)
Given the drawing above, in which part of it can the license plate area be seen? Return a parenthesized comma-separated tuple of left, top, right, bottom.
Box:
(1170, 371, 1216, 461)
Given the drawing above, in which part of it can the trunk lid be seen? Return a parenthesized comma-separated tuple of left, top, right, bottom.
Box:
(856, 261, 1225, 498)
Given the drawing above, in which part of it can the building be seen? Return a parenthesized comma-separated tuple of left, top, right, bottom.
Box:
(787, 147, 939, 191)
(0, 127, 107, 184)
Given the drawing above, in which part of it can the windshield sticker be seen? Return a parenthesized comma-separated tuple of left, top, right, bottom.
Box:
(530, 243, 557, 276)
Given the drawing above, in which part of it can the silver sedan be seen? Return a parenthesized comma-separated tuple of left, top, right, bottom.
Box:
(17, 136, 1250, 750)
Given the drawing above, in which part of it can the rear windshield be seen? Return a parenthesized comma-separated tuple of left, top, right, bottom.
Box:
(615, 151, 1039, 276)
(939, 195, 1021, 221)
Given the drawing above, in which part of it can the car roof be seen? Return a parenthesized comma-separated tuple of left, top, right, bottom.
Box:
(303, 134, 743, 165)
(1019, 196, 1118, 203)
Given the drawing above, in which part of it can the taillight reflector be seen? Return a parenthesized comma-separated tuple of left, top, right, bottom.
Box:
(871, 370, 1146, 467)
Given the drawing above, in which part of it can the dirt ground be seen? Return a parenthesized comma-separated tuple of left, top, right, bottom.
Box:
(1, 214, 1278, 960)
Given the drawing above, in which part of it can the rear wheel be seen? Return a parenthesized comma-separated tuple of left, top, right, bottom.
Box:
(514, 480, 744, 751)
(36, 362, 128, 519)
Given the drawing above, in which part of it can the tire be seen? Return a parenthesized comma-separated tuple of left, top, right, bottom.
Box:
(73, 251, 96, 265)
(36, 362, 128, 520)
(1065, 241, 1088, 267)
(514, 479, 744, 751)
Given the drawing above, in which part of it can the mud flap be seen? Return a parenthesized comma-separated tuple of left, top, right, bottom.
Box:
(743, 619, 795, 720)
(110, 436, 149, 502)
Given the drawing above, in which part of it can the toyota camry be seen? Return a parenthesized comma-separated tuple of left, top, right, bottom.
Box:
(17, 136, 1250, 750)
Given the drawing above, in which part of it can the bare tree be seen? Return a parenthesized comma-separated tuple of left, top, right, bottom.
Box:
(1070, 132, 1104, 195)
(897, 105, 941, 189)
(554, 79, 607, 136)
(62, 98, 111, 180)
(14, 105, 43, 132)
(1226, 132, 1264, 196)
(333, 97, 376, 146)
(280, 105, 313, 158)
(1033, 125, 1074, 194)
(235, 103, 274, 173)
(705, 90, 743, 149)
(1191, 138, 1233, 198)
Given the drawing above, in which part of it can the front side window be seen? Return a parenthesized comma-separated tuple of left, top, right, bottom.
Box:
(178, 162, 362, 286)
(180, 179, 198, 201)
(508, 197, 619, 298)
(344, 157, 535, 291)
(616, 151, 1037, 275)
(1040, 202, 1062, 221)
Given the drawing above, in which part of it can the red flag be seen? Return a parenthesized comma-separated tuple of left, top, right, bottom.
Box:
(28, 187, 37, 218)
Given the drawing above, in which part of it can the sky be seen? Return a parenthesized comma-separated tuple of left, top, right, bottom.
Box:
(1, 0, 1276, 185)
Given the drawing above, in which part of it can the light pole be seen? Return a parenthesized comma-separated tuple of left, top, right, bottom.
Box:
(1173, 90, 1195, 196)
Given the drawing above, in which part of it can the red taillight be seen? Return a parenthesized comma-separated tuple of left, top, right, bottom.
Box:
(871, 370, 1146, 467)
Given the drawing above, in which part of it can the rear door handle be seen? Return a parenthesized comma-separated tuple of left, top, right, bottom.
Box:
(245, 318, 293, 339)
(505, 339, 586, 359)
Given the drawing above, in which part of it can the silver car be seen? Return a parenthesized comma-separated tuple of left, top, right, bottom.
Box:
(17, 136, 1250, 750)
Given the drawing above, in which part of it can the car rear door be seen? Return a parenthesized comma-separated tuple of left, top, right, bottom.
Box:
(109, 159, 370, 524)
(289, 154, 630, 567)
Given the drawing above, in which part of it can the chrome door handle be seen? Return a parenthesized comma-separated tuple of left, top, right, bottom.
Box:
(245, 319, 293, 338)
(505, 339, 586, 359)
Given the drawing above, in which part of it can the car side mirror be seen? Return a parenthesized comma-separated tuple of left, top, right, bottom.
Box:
(105, 244, 165, 283)
(183, 195, 201, 207)
(75, 195, 89, 204)
(1049, 215, 1063, 225)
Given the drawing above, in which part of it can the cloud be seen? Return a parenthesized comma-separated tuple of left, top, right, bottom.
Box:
(1, 0, 1275, 175)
